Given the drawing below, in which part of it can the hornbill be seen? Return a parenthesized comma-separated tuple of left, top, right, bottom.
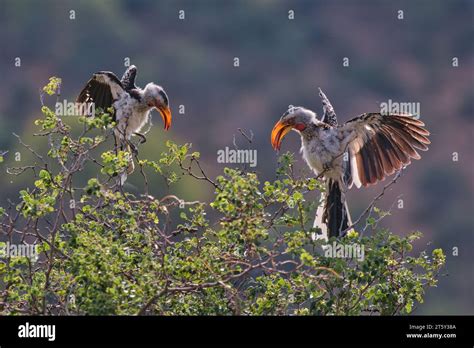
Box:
(77, 65, 172, 178)
(271, 89, 430, 239)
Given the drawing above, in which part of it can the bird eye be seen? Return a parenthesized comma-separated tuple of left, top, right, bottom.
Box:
(158, 90, 169, 106)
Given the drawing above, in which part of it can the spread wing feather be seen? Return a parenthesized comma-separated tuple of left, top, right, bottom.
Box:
(340, 113, 430, 187)
(120, 65, 138, 91)
(76, 71, 124, 112)
(318, 88, 338, 126)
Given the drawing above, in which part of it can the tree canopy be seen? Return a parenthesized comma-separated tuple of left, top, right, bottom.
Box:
(0, 78, 445, 315)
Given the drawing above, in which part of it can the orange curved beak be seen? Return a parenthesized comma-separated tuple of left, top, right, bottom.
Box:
(157, 105, 172, 130)
(271, 120, 292, 151)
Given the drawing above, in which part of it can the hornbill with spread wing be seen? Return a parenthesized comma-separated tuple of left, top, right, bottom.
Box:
(77, 65, 172, 177)
(271, 89, 430, 239)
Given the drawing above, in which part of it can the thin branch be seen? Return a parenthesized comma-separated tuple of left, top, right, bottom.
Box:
(343, 168, 404, 234)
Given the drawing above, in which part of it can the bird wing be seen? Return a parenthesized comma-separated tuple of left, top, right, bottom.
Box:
(318, 88, 338, 126)
(339, 113, 430, 188)
(120, 65, 138, 91)
(76, 71, 125, 111)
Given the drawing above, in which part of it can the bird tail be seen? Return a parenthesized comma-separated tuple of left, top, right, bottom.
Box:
(125, 143, 135, 175)
(314, 179, 352, 239)
(113, 132, 135, 185)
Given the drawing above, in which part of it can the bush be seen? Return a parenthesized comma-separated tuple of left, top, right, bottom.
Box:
(0, 79, 445, 315)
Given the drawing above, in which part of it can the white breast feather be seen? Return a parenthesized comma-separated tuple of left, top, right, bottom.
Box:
(113, 94, 149, 139)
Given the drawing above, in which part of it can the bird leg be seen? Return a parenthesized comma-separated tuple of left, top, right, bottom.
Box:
(126, 139, 139, 156)
(134, 132, 147, 144)
(322, 163, 332, 173)
(113, 133, 119, 153)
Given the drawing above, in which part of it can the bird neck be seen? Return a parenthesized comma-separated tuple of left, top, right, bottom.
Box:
(299, 123, 319, 140)
(134, 90, 153, 111)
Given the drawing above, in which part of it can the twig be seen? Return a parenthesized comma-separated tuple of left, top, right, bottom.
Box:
(343, 169, 404, 235)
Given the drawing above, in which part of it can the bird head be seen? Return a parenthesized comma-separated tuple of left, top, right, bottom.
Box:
(271, 106, 318, 150)
(144, 83, 172, 130)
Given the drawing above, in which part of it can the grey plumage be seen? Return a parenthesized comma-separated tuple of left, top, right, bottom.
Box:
(318, 88, 338, 127)
(271, 89, 430, 238)
(77, 65, 172, 140)
(120, 65, 138, 91)
(77, 65, 172, 182)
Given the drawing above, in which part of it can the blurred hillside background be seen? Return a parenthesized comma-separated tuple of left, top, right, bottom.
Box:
(0, 0, 473, 314)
